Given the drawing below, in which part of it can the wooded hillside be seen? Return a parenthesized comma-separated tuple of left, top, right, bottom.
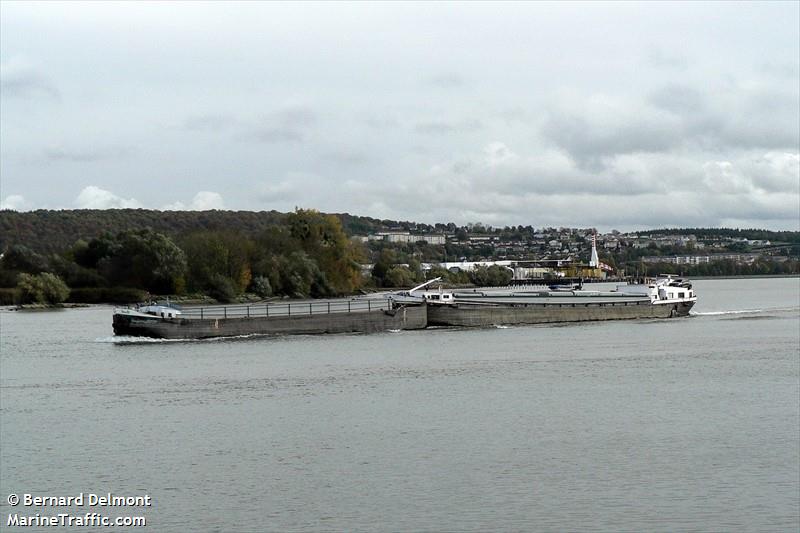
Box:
(1, 209, 288, 254)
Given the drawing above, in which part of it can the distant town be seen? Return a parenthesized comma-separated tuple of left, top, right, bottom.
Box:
(353, 225, 798, 279)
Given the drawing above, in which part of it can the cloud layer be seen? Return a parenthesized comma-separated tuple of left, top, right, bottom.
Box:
(75, 186, 143, 209)
(161, 191, 225, 211)
(1, 2, 798, 230)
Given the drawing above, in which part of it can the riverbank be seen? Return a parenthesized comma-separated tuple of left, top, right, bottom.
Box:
(689, 274, 800, 280)
(5, 302, 92, 311)
(3, 273, 798, 308)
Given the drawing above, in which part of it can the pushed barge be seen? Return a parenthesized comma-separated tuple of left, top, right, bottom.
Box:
(113, 276, 696, 339)
(113, 298, 427, 339)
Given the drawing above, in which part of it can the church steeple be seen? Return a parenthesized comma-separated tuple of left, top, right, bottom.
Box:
(589, 231, 600, 268)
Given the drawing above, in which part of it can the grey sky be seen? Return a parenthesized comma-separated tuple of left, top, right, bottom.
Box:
(1, 1, 798, 231)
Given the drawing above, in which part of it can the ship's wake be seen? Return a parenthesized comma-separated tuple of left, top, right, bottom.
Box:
(690, 309, 763, 316)
(95, 333, 266, 344)
(95, 336, 195, 344)
(690, 306, 799, 317)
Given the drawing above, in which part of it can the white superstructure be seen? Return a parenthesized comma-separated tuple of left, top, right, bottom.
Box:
(615, 275, 697, 305)
(395, 274, 698, 309)
(114, 302, 182, 320)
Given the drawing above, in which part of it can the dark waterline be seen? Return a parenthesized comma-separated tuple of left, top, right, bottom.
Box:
(2, 278, 799, 531)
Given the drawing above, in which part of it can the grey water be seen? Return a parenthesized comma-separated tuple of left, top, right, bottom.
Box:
(1, 278, 798, 532)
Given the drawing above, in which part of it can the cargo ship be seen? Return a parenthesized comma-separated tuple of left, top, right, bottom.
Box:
(417, 275, 696, 327)
(112, 275, 695, 339)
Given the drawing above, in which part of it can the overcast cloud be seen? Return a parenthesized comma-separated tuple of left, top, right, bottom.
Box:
(1, 1, 798, 231)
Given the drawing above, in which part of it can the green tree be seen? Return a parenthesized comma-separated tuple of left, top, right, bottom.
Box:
(371, 248, 396, 286)
(73, 234, 118, 269)
(426, 266, 452, 281)
(280, 251, 331, 298)
(384, 266, 416, 288)
(101, 230, 187, 294)
(16, 273, 70, 304)
(1, 244, 48, 273)
(407, 258, 424, 282)
(469, 265, 512, 286)
(206, 274, 237, 303)
(49, 255, 106, 288)
(486, 265, 513, 286)
(180, 231, 252, 296)
(250, 275, 273, 298)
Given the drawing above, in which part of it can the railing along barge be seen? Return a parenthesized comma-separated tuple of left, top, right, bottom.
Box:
(112, 298, 427, 339)
(175, 298, 393, 319)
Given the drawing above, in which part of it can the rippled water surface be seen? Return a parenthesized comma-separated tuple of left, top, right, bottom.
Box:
(2, 278, 799, 531)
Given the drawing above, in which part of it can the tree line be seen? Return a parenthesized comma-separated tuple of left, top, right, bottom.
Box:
(2, 208, 797, 304)
(637, 258, 799, 277)
(1, 209, 366, 305)
(1, 209, 287, 255)
(1, 207, 520, 305)
(638, 227, 800, 244)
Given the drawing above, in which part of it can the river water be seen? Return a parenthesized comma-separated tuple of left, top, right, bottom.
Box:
(1, 278, 798, 532)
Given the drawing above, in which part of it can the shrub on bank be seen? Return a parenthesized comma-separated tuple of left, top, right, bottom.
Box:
(16, 273, 70, 304)
(206, 274, 237, 303)
(250, 276, 273, 298)
(469, 265, 514, 287)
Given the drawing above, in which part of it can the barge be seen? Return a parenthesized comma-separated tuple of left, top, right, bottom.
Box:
(113, 298, 427, 339)
(112, 276, 696, 339)
(421, 275, 696, 327)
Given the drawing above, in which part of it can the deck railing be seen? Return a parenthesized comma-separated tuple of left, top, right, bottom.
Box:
(177, 298, 392, 320)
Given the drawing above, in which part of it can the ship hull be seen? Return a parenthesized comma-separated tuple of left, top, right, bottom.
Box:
(113, 305, 428, 339)
(112, 299, 696, 339)
(426, 299, 695, 327)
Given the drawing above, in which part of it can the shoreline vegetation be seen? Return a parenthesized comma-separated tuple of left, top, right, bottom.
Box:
(688, 274, 800, 280)
(4, 274, 797, 311)
(2, 208, 798, 306)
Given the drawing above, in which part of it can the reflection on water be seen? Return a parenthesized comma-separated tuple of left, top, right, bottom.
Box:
(1, 278, 799, 531)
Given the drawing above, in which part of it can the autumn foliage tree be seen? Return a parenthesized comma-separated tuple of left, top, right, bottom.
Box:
(287, 209, 364, 294)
